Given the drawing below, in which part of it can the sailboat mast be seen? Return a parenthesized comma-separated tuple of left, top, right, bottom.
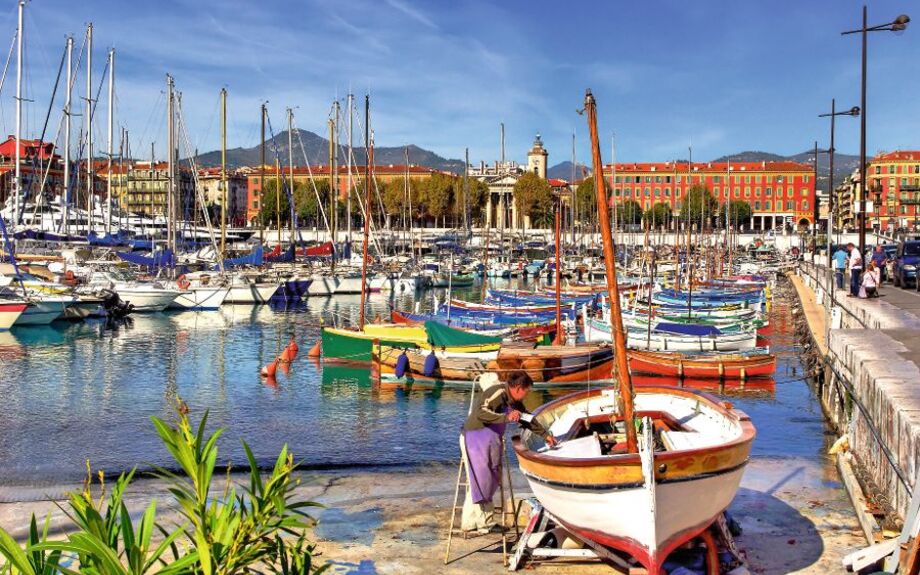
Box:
(553, 192, 563, 345)
(62, 35, 73, 235)
(346, 93, 353, 245)
(329, 115, 337, 273)
(260, 103, 265, 243)
(463, 147, 469, 235)
(584, 89, 636, 454)
(287, 108, 295, 251)
(12, 0, 23, 228)
(166, 74, 175, 257)
(218, 88, 227, 258)
(85, 24, 93, 234)
(358, 94, 371, 330)
(275, 157, 281, 246)
(105, 48, 114, 233)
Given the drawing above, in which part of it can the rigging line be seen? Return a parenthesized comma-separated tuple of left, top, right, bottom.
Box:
(31, 41, 67, 211)
(332, 115, 382, 256)
(0, 31, 15, 132)
(292, 118, 330, 235)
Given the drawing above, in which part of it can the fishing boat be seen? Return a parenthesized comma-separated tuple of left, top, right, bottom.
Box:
(513, 386, 755, 573)
(488, 342, 614, 384)
(373, 345, 490, 382)
(511, 91, 755, 574)
(321, 320, 502, 364)
(627, 349, 776, 380)
(584, 313, 757, 352)
(0, 299, 26, 329)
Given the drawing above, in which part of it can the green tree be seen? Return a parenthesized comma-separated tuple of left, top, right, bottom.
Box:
(679, 184, 719, 227)
(259, 179, 291, 227)
(513, 172, 553, 229)
(645, 202, 673, 228)
(575, 178, 602, 228)
(294, 179, 330, 225)
(619, 199, 643, 226)
(418, 173, 455, 226)
(724, 199, 752, 227)
(466, 178, 489, 223)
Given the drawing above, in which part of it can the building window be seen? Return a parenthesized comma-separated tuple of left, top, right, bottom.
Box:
(803, 175, 809, 183)
(802, 199, 809, 210)
(755, 175, 762, 184)
(644, 187, 650, 196)
(765, 200, 772, 210)
(655, 175, 661, 183)
(665, 176, 672, 183)
(733, 187, 740, 198)
(713, 186, 720, 196)
(766, 187, 772, 197)
(786, 200, 793, 210)
(744, 187, 751, 198)
(654, 188, 661, 197)
(754, 201, 761, 210)
(755, 187, 761, 197)
(777, 175, 784, 183)
(615, 176, 622, 183)
(744, 175, 751, 184)
(644, 176, 652, 183)
(665, 187, 671, 197)
(733, 175, 740, 184)
(875, 166, 881, 174)
(676, 175, 682, 183)
(787, 186, 793, 196)
(713, 175, 721, 183)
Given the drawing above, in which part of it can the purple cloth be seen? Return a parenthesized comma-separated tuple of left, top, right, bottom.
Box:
(463, 420, 506, 504)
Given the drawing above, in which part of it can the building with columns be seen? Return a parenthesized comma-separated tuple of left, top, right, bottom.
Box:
(472, 134, 550, 230)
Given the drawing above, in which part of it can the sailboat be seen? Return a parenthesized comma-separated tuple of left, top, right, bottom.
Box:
(512, 90, 755, 575)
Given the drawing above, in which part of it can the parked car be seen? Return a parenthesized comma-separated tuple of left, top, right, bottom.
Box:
(893, 240, 920, 288)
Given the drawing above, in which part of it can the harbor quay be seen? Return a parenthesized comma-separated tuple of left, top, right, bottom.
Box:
(794, 259, 920, 530)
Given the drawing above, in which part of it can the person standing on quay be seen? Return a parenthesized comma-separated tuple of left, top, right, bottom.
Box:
(833, 245, 848, 290)
(871, 245, 889, 283)
(847, 242, 863, 297)
(861, 261, 881, 298)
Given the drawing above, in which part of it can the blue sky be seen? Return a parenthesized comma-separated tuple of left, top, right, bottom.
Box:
(0, 0, 917, 167)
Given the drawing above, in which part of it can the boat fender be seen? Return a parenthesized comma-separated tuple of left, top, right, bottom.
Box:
(423, 351, 439, 377)
(395, 351, 410, 378)
(177, 275, 191, 290)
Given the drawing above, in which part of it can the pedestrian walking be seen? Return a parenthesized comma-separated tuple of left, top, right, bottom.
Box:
(832, 245, 848, 290)
(847, 242, 863, 297)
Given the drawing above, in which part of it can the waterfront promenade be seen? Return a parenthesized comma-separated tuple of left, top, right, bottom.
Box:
(796, 259, 920, 535)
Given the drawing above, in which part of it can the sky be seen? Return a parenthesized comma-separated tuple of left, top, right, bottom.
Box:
(0, 0, 917, 167)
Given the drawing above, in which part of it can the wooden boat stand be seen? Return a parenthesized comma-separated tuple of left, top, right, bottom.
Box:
(509, 498, 747, 574)
(444, 436, 520, 566)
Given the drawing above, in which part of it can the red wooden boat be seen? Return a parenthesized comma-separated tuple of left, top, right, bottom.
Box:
(627, 349, 775, 380)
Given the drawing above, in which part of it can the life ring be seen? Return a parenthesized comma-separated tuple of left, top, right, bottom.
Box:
(177, 275, 191, 290)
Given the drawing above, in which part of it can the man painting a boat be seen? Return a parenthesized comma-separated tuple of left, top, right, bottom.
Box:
(460, 370, 556, 533)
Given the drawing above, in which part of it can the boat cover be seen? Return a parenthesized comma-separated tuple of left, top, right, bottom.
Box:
(116, 249, 175, 269)
(654, 322, 723, 336)
(424, 320, 502, 348)
(214, 245, 263, 270)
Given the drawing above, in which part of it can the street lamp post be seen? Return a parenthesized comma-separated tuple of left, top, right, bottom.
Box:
(842, 6, 910, 257)
(819, 99, 860, 268)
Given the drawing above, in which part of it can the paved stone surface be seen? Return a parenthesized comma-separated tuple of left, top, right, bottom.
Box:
(0, 459, 862, 575)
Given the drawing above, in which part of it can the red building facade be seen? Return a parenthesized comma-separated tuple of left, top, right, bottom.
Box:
(865, 151, 920, 232)
(604, 160, 816, 231)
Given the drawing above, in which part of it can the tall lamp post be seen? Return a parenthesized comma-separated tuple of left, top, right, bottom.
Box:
(819, 99, 860, 268)
(842, 7, 909, 257)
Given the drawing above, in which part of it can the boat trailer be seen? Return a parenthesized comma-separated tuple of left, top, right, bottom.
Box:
(509, 498, 750, 574)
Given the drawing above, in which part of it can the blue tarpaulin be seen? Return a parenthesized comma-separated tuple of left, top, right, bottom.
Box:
(654, 322, 723, 337)
(116, 249, 175, 270)
(213, 246, 263, 270)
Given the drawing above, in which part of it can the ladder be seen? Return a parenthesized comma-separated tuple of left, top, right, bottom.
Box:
(443, 435, 519, 566)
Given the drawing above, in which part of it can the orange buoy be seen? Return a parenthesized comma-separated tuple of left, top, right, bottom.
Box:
(278, 361, 291, 376)
(260, 359, 279, 378)
(288, 337, 299, 355)
(307, 340, 321, 358)
(278, 346, 294, 363)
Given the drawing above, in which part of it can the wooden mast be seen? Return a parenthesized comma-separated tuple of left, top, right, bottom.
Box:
(358, 94, 372, 330)
(584, 89, 636, 454)
(553, 192, 563, 345)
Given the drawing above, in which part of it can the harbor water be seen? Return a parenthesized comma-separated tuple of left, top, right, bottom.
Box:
(0, 278, 829, 488)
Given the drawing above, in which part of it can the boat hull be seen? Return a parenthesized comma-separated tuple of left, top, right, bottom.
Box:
(226, 283, 279, 304)
(14, 300, 68, 325)
(306, 276, 338, 296)
(627, 350, 776, 379)
(0, 301, 27, 329)
(169, 287, 229, 310)
(117, 289, 178, 312)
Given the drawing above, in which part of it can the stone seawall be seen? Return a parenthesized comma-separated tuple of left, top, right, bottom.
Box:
(796, 262, 920, 520)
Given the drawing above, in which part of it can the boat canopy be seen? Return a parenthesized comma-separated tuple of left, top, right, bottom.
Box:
(214, 245, 263, 270)
(654, 322, 723, 337)
(116, 249, 175, 269)
(424, 320, 502, 348)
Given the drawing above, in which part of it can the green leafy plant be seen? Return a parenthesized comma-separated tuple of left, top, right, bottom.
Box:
(0, 405, 326, 575)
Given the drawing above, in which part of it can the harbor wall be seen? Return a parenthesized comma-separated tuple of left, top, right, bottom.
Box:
(795, 261, 920, 520)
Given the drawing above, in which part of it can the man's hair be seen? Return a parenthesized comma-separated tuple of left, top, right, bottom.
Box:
(507, 370, 534, 389)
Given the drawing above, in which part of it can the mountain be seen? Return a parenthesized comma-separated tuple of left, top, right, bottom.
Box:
(547, 161, 590, 181)
(193, 129, 466, 173)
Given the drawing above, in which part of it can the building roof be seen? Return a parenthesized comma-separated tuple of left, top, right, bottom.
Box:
(604, 160, 811, 173)
(0, 136, 58, 161)
(548, 178, 569, 187)
(873, 151, 920, 162)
